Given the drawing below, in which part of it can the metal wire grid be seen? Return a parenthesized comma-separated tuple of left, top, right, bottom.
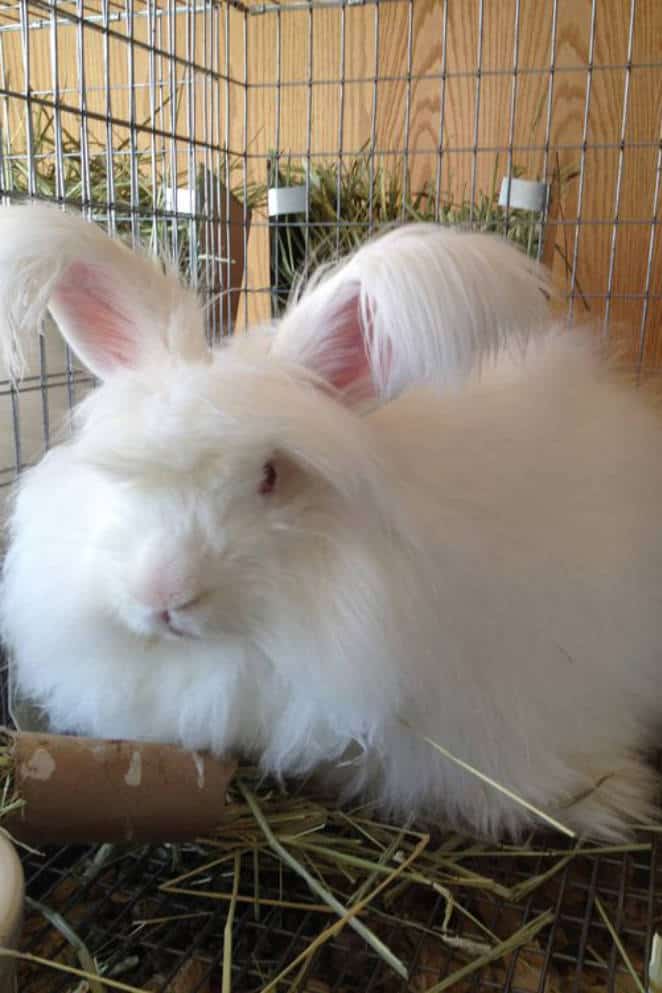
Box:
(0, 0, 661, 494)
(0, 0, 240, 494)
(1, 628, 660, 992)
(11, 822, 662, 992)
(248, 0, 662, 344)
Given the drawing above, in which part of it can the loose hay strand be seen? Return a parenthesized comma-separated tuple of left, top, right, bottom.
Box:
(0, 948, 150, 993)
(423, 908, 555, 993)
(222, 851, 241, 993)
(25, 895, 105, 993)
(238, 779, 411, 981)
(257, 828, 430, 993)
(160, 884, 332, 914)
(595, 896, 646, 993)
(406, 723, 576, 838)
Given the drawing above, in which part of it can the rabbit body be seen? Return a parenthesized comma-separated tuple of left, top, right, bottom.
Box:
(0, 205, 660, 841)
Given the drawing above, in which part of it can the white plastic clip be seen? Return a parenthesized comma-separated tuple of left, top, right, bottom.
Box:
(164, 186, 196, 215)
(498, 177, 547, 213)
(268, 185, 308, 217)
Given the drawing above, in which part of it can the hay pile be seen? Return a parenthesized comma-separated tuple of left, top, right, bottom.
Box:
(2, 750, 659, 993)
(265, 150, 579, 316)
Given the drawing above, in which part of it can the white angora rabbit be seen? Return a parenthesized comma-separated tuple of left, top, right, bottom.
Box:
(0, 203, 660, 842)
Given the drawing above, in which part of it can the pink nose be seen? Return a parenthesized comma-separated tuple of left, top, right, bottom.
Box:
(131, 575, 202, 613)
(129, 551, 203, 612)
(158, 598, 200, 625)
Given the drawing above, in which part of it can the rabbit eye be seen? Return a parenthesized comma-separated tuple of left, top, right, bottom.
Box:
(259, 460, 277, 496)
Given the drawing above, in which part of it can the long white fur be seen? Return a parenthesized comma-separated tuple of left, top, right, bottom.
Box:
(272, 222, 553, 400)
(0, 202, 207, 382)
(0, 201, 660, 843)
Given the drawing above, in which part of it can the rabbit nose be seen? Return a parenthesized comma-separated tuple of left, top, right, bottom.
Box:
(159, 595, 202, 621)
(130, 572, 204, 613)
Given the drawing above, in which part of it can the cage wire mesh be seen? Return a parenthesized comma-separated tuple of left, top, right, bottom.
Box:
(1, 0, 662, 991)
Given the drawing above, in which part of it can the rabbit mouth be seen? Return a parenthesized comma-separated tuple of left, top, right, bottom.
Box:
(158, 610, 197, 640)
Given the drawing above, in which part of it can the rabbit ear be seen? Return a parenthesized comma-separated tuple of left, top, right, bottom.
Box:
(272, 223, 553, 405)
(270, 270, 379, 405)
(0, 203, 207, 382)
(278, 278, 377, 401)
(48, 259, 146, 374)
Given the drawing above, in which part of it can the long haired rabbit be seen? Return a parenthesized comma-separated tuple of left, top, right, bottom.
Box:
(0, 202, 659, 842)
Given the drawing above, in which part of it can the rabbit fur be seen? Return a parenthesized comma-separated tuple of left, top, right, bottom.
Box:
(0, 202, 660, 842)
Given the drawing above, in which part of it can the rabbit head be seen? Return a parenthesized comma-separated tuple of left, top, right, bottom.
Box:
(0, 205, 551, 653)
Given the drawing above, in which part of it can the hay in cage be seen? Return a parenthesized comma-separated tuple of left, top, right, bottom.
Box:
(0, 101, 264, 329)
(264, 149, 579, 317)
(1, 723, 662, 993)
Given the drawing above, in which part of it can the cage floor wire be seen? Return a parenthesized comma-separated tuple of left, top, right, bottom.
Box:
(4, 668, 661, 993)
(13, 790, 662, 993)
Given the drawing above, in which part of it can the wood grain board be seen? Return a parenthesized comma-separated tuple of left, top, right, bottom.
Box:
(1, 0, 660, 363)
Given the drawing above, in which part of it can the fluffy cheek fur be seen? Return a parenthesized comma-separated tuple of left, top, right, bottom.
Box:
(97, 469, 360, 649)
(9, 413, 405, 738)
(1, 435, 407, 785)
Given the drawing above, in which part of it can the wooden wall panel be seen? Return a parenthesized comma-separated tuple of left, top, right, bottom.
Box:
(232, 1, 661, 364)
(1, 1, 660, 363)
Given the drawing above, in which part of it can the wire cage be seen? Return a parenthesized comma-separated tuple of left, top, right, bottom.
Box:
(1, 1, 662, 991)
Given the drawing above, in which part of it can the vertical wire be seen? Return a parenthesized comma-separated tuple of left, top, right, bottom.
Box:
(35, 0, 60, 449)
(18, 0, 36, 198)
(367, 1, 379, 235)
(72, 0, 92, 404)
(242, 7, 249, 330)
(503, 0, 521, 237)
(636, 121, 662, 375)
(125, 0, 139, 245)
(50, 0, 74, 413)
(469, 0, 485, 224)
(201, 0, 212, 342)
(602, 0, 637, 340)
(49, 0, 68, 421)
(603, 853, 634, 993)
(272, 4, 281, 315)
(223, 0, 231, 335)
(400, 0, 413, 220)
(49, 2, 65, 205)
(0, 29, 8, 203)
(76, 0, 91, 216)
(335, 1, 345, 254)
(185, 0, 197, 290)
(167, 0, 179, 266)
(207, 0, 218, 343)
(156, 0, 166, 259)
(567, 0, 597, 325)
(434, 0, 449, 222)
(537, 0, 558, 263)
(8, 3, 35, 473)
(147, 0, 158, 252)
(303, 2, 313, 279)
(101, 0, 116, 234)
(211, 4, 224, 340)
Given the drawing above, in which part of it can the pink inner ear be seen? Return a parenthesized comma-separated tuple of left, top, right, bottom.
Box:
(316, 293, 373, 394)
(51, 260, 138, 374)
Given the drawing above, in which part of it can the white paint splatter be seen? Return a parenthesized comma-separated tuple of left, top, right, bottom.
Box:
(21, 747, 56, 781)
(124, 750, 142, 787)
(192, 752, 205, 789)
